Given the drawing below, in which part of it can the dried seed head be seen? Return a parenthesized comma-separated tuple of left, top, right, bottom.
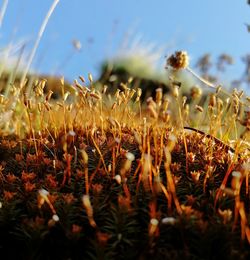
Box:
(167, 51, 189, 70)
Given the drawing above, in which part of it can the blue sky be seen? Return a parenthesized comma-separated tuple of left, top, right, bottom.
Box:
(1, 0, 250, 84)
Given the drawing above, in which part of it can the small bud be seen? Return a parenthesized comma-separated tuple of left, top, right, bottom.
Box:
(88, 73, 93, 83)
(39, 189, 49, 197)
(60, 77, 64, 86)
(111, 102, 117, 110)
(172, 85, 179, 99)
(63, 91, 70, 101)
(79, 75, 85, 83)
(80, 150, 88, 165)
(90, 92, 101, 100)
(190, 86, 202, 99)
(114, 175, 122, 184)
(137, 88, 142, 98)
(162, 98, 169, 112)
(156, 88, 163, 105)
(149, 218, 159, 236)
(125, 152, 135, 161)
(128, 77, 133, 84)
(52, 214, 59, 222)
(46, 90, 53, 101)
(102, 85, 108, 94)
(209, 94, 216, 108)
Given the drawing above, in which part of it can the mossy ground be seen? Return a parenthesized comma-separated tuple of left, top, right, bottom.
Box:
(0, 68, 250, 259)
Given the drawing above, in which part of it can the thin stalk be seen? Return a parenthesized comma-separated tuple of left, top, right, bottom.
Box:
(187, 66, 248, 108)
(177, 99, 189, 174)
(186, 67, 216, 89)
(26, 109, 38, 157)
(4, 43, 26, 97)
(0, 0, 8, 28)
(20, 0, 60, 87)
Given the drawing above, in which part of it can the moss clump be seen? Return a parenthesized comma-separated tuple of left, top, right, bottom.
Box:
(0, 52, 250, 258)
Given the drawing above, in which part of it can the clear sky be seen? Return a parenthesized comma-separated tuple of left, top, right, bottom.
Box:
(1, 0, 250, 84)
